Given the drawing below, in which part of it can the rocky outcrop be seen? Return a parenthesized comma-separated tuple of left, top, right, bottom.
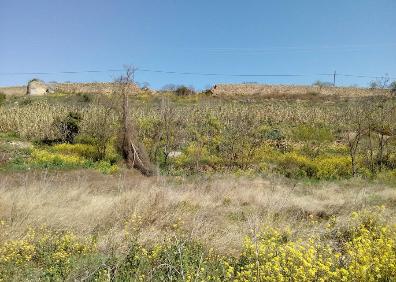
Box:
(27, 79, 52, 96)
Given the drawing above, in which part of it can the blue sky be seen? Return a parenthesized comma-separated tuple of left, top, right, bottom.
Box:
(0, 0, 395, 89)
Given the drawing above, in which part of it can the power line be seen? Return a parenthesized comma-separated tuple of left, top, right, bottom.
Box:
(0, 67, 394, 80)
(138, 68, 306, 77)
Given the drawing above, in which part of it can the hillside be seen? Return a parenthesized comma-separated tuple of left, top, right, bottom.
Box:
(210, 83, 390, 97)
(0, 82, 142, 96)
(0, 81, 391, 97)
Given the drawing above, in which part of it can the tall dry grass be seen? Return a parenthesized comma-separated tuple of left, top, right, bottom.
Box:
(0, 170, 394, 255)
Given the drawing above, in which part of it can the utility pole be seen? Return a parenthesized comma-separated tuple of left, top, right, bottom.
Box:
(333, 70, 336, 87)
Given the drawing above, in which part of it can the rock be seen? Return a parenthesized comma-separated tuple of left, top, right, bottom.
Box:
(168, 151, 182, 158)
(8, 141, 32, 149)
(27, 79, 52, 96)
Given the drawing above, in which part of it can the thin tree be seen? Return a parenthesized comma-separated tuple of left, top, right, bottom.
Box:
(343, 104, 365, 176)
(117, 66, 156, 176)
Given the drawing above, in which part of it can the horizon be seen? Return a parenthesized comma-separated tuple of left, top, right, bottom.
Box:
(1, 0, 395, 88)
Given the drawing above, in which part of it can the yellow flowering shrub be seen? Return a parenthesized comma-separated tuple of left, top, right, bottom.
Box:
(0, 228, 96, 280)
(315, 155, 352, 180)
(257, 147, 354, 180)
(0, 211, 394, 281)
(0, 240, 35, 265)
(235, 228, 340, 281)
(94, 160, 119, 174)
(273, 151, 317, 178)
(173, 142, 221, 172)
(234, 211, 396, 281)
(51, 143, 97, 159)
(30, 148, 87, 168)
(25, 146, 119, 173)
(341, 224, 396, 281)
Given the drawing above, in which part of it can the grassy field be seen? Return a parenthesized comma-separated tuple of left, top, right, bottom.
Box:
(0, 91, 395, 280)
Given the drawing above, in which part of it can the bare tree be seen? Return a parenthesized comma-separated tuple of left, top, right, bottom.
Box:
(368, 100, 396, 172)
(117, 66, 156, 176)
(343, 104, 366, 176)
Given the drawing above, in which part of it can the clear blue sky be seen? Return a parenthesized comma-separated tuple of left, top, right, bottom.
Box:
(1, 0, 395, 89)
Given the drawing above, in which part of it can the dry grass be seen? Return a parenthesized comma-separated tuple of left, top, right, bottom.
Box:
(0, 170, 395, 255)
(0, 86, 27, 96)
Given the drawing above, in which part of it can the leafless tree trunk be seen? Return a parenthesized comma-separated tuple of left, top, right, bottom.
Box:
(117, 66, 156, 176)
(344, 104, 366, 177)
(347, 131, 362, 177)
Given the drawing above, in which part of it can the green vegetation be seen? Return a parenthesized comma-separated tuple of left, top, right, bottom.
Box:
(1, 93, 395, 181)
(1, 91, 395, 280)
(0, 93, 6, 106)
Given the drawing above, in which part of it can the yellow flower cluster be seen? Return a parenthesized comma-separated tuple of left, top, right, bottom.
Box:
(234, 221, 396, 281)
(315, 155, 351, 180)
(29, 146, 119, 173)
(258, 147, 352, 180)
(342, 224, 396, 280)
(0, 240, 35, 265)
(52, 143, 97, 159)
(0, 228, 95, 280)
(0, 210, 394, 281)
(31, 148, 86, 168)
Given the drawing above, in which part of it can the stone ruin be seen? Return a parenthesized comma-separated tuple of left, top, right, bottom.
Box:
(26, 79, 54, 96)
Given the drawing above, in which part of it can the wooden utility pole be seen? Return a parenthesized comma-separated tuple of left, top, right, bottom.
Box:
(333, 70, 337, 87)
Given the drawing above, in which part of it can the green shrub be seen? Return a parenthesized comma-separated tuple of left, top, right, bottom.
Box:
(93, 160, 119, 174)
(19, 97, 33, 106)
(172, 142, 220, 172)
(292, 124, 334, 143)
(51, 143, 98, 159)
(77, 93, 92, 103)
(175, 86, 196, 96)
(55, 112, 82, 143)
(0, 93, 6, 106)
(315, 156, 352, 180)
(307, 91, 320, 96)
(264, 127, 284, 141)
(275, 151, 317, 178)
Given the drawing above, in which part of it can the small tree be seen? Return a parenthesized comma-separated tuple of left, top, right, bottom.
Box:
(175, 86, 196, 96)
(390, 81, 396, 95)
(369, 74, 390, 90)
(312, 80, 333, 90)
(117, 66, 156, 176)
(342, 103, 366, 176)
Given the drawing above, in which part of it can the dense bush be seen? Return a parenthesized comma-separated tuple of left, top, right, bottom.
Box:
(55, 112, 82, 143)
(316, 155, 352, 180)
(236, 214, 395, 281)
(10, 144, 120, 173)
(30, 148, 87, 169)
(52, 143, 98, 159)
(175, 86, 196, 96)
(292, 124, 334, 143)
